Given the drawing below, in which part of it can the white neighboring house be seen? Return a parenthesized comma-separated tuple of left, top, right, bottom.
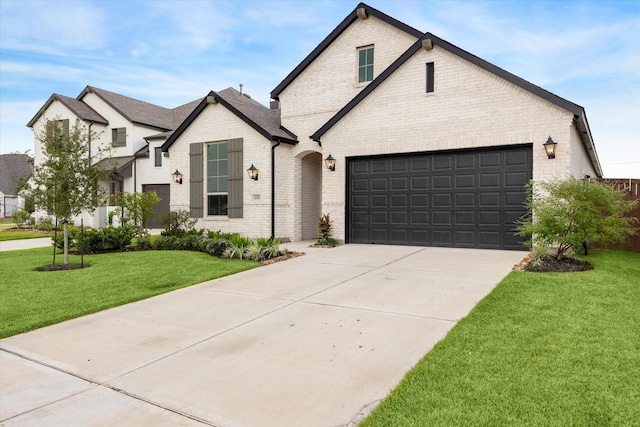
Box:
(27, 87, 200, 228)
(0, 154, 33, 219)
(30, 3, 603, 250)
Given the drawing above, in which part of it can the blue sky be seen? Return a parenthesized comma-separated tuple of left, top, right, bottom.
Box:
(1, 0, 638, 177)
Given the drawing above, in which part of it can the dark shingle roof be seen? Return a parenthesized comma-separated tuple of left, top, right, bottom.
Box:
(162, 87, 297, 151)
(78, 86, 176, 131)
(26, 94, 108, 127)
(0, 154, 33, 195)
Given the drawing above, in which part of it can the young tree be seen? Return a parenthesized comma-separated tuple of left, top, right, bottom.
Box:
(112, 191, 160, 230)
(24, 118, 112, 264)
(517, 177, 637, 261)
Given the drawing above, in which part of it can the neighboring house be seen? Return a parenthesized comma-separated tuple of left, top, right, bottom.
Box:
(30, 2, 602, 250)
(0, 154, 33, 219)
(27, 86, 201, 227)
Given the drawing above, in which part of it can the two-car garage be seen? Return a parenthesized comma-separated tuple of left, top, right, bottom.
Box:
(347, 144, 532, 250)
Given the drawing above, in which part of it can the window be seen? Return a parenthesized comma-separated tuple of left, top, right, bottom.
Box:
(207, 142, 228, 215)
(358, 46, 374, 83)
(57, 119, 69, 137)
(112, 127, 126, 147)
(426, 62, 434, 93)
(154, 147, 162, 167)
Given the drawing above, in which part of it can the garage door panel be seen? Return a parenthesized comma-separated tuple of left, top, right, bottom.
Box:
(347, 145, 531, 249)
(456, 174, 475, 188)
(391, 177, 409, 190)
(433, 175, 452, 189)
(505, 171, 529, 187)
(371, 178, 388, 191)
(433, 193, 451, 207)
(411, 211, 428, 225)
(456, 193, 475, 206)
(352, 178, 369, 191)
(390, 194, 408, 207)
(411, 176, 429, 190)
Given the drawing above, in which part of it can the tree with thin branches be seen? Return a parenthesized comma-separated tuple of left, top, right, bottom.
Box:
(24, 118, 112, 264)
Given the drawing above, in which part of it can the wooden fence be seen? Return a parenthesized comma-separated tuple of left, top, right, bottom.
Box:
(595, 178, 640, 251)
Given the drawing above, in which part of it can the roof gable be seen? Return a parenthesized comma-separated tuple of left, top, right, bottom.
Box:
(78, 86, 176, 131)
(310, 32, 601, 176)
(26, 94, 108, 128)
(270, 2, 422, 100)
(162, 87, 297, 152)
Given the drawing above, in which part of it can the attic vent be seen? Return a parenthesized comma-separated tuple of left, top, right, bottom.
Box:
(422, 39, 433, 50)
(270, 100, 280, 110)
(357, 7, 368, 19)
(207, 95, 217, 104)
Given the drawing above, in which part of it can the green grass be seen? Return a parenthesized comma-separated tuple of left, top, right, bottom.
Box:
(0, 230, 53, 241)
(0, 248, 259, 338)
(362, 250, 640, 427)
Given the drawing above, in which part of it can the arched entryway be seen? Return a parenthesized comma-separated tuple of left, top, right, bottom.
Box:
(300, 152, 322, 240)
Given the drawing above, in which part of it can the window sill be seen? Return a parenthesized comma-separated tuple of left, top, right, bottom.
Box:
(205, 216, 229, 221)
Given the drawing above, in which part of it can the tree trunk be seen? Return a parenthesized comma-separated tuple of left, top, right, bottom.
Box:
(63, 221, 69, 265)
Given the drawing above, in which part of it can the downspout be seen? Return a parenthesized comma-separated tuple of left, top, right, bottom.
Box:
(271, 140, 281, 240)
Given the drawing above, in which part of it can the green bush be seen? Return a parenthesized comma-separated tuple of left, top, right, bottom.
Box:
(517, 177, 638, 261)
(161, 210, 198, 237)
(11, 210, 29, 228)
(74, 225, 138, 253)
(36, 216, 56, 231)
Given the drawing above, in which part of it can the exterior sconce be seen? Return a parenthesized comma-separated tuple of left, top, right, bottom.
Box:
(325, 154, 336, 171)
(543, 136, 557, 159)
(247, 164, 259, 181)
(172, 169, 183, 184)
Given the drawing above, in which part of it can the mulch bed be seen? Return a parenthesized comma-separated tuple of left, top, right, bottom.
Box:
(36, 264, 90, 272)
(261, 252, 304, 265)
(514, 254, 593, 272)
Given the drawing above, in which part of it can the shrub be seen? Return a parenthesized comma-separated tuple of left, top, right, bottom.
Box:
(161, 210, 198, 237)
(317, 213, 333, 242)
(317, 237, 339, 247)
(74, 225, 138, 253)
(517, 177, 638, 261)
(135, 233, 153, 250)
(11, 210, 29, 229)
(36, 216, 56, 231)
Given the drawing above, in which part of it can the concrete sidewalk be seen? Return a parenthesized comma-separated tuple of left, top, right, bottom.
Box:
(1, 244, 525, 426)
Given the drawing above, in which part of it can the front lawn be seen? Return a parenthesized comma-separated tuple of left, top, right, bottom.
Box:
(0, 248, 259, 338)
(362, 250, 640, 426)
(0, 230, 53, 241)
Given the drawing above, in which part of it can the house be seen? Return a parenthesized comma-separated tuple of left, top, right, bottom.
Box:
(29, 2, 602, 250)
(0, 154, 33, 219)
(162, 2, 601, 250)
(27, 87, 201, 227)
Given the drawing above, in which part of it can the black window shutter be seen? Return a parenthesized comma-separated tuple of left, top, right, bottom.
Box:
(227, 138, 243, 218)
(189, 142, 204, 218)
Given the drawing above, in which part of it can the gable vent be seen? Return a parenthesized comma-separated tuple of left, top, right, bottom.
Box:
(357, 7, 368, 19)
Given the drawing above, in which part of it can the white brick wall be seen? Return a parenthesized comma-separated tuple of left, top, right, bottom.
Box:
(168, 102, 279, 239)
(318, 45, 590, 240)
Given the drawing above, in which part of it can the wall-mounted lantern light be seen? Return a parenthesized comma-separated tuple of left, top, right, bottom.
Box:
(325, 154, 336, 171)
(543, 136, 557, 159)
(247, 164, 259, 181)
(172, 169, 183, 184)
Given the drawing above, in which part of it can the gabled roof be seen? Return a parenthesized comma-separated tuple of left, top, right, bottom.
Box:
(270, 2, 422, 100)
(162, 87, 297, 151)
(0, 154, 33, 195)
(311, 32, 602, 177)
(26, 94, 108, 127)
(78, 86, 177, 131)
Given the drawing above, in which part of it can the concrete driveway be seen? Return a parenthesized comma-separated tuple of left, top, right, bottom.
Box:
(1, 244, 525, 426)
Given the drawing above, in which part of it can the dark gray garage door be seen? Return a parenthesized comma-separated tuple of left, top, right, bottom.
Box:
(347, 145, 531, 250)
(142, 184, 170, 228)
